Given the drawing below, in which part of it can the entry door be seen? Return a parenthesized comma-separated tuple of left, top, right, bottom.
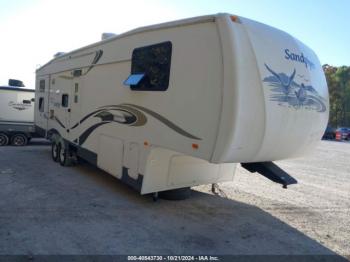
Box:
(35, 75, 50, 133)
(69, 79, 82, 142)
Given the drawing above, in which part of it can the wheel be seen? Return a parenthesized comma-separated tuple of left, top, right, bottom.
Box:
(11, 134, 28, 146)
(0, 133, 9, 146)
(159, 187, 191, 200)
(58, 143, 72, 166)
(51, 142, 59, 162)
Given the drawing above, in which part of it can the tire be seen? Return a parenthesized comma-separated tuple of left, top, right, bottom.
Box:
(51, 142, 59, 162)
(159, 187, 191, 200)
(11, 134, 28, 146)
(0, 133, 9, 146)
(58, 143, 72, 166)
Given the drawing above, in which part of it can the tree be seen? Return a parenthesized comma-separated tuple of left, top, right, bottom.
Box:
(323, 65, 350, 127)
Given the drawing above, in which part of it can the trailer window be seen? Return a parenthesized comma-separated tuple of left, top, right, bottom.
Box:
(74, 83, 79, 103)
(128, 41, 172, 91)
(39, 80, 45, 92)
(61, 94, 69, 107)
(22, 100, 31, 104)
(39, 97, 44, 112)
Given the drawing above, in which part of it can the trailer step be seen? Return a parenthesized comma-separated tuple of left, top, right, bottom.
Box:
(241, 162, 297, 188)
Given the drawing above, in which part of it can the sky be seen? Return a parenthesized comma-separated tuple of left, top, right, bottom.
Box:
(0, 0, 348, 88)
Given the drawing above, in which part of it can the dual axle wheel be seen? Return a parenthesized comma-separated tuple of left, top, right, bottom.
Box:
(0, 133, 29, 146)
(50, 140, 190, 201)
(51, 141, 75, 166)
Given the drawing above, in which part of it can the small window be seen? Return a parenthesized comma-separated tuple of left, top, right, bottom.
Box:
(23, 100, 31, 104)
(39, 97, 44, 112)
(39, 79, 45, 92)
(74, 83, 79, 93)
(127, 41, 172, 91)
(73, 69, 82, 77)
(62, 94, 69, 107)
(74, 95, 78, 103)
(49, 109, 54, 119)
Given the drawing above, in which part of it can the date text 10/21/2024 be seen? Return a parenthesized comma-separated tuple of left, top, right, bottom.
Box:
(127, 256, 220, 261)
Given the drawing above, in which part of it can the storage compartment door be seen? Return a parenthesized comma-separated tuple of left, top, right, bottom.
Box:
(97, 135, 123, 179)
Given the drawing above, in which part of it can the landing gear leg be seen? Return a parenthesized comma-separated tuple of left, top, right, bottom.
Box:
(211, 183, 217, 194)
(152, 192, 159, 202)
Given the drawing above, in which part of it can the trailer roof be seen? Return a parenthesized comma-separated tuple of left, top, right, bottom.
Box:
(0, 86, 35, 92)
(37, 13, 227, 72)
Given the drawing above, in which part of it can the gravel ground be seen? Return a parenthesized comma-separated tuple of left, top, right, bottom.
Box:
(0, 140, 349, 258)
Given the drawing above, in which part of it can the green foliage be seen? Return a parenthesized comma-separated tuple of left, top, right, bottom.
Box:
(323, 64, 350, 127)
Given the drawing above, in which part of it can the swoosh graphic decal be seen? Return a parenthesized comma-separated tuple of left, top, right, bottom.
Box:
(95, 109, 139, 125)
(54, 116, 66, 129)
(58, 49, 103, 80)
(111, 105, 147, 126)
(70, 122, 79, 129)
(123, 104, 201, 140)
(70, 105, 147, 130)
(76, 103, 201, 145)
(100, 104, 201, 140)
(78, 121, 110, 145)
(70, 109, 106, 130)
(85, 50, 103, 75)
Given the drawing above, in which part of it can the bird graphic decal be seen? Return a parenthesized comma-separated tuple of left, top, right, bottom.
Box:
(295, 83, 307, 106)
(264, 63, 296, 99)
(262, 64, 327, 113)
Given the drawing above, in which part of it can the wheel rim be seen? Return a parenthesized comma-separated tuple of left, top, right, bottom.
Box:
(53, 144, 58, 158)
(13, 136, 25, 146)
(0, 135, 6, 146)
(60, 147, 65, 162)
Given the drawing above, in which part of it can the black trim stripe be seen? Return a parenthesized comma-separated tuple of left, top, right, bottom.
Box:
(70, 109, 105, 130)
(85, 50, 103, 75)
(54, 117, 66, 129)
(78, 121, 110, 145)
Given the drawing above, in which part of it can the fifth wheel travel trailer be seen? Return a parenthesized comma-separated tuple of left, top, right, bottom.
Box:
(0, 79, 36, 146)
(34, 13, 329, 199)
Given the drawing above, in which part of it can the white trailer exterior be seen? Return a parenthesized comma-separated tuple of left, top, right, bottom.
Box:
(35, 14, 329, 196)
(0, 86, 35, 146)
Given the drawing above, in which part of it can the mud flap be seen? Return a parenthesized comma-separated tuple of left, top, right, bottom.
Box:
(241, 162, 297, 188)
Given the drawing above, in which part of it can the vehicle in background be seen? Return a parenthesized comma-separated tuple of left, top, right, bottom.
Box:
(335, 127, 350, 141)
(0, 79, 37, 146)
(322, 126, 336, 140)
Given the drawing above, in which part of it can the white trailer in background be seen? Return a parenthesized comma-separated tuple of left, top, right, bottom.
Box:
(34, 13, 329, 199)
(0, 80, 36, 146)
